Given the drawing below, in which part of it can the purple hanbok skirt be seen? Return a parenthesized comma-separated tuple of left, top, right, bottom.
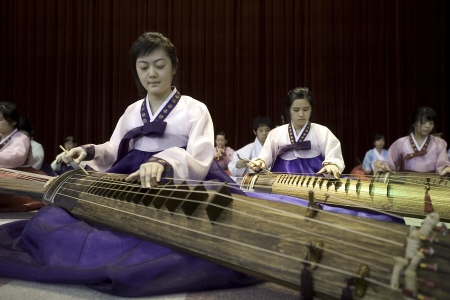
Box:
(271, 155, 324, 174)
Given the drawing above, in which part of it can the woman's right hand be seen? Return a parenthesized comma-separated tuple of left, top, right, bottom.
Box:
(62, 147, 87, 165)
(236, 159, 247, 169)
(373, 160, 393, 173)
(247, 158, 266, 172)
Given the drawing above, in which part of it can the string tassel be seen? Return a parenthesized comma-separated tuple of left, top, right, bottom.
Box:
(340, 278, 354, 300)
(300, 265, 314, 300)
(424, 191, 434, 213)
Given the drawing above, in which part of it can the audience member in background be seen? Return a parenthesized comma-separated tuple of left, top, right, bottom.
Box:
(214, 131, 234, 175)
(248, 87, 344, 178)
(377, 106, 450, 175)
(0, 102, 45, 211)
(51, 135, 87, 175)
(228, 116, 273, 178)
(19, 116, 45, 170)
(361, 133, 388, 175)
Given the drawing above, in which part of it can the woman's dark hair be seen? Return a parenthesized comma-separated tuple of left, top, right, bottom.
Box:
(285, 87, 314, 122)
(0, 102, 20, 129)
(373, 133, 385, 143)
(19, 116, 35, 138)
(216, 131, 227, 140)
(130, 32, 178, 96)
(410, 106, 436, 133)
(253, 116, 273, 131)
(64, 136, 77, 144)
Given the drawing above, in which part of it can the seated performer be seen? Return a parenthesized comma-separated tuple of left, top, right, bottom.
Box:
(214, 131, 234, 175)
(228, 116, 273, 177)
(362, 133, 388, 175)
(51, 135, 86, 175)
(0, 32, 257, 297)
(18, 116, 45, 170)
(378, 106, 450, 175)
(248, 87, 344, 178)
(64, 32, 224, 187)
(0, 102, 45, 211)
(0, 103, 33, 169)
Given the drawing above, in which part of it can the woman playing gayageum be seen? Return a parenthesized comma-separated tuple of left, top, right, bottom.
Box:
(248, 87, 344, 178)
(0, 32, 256, 297)
(64, 32, 214, 187)
(377, 106, 450, 175)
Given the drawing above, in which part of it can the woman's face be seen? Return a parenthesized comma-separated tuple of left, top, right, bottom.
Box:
(136, 48, 176, 100)
(413, 119, 434, 137)
(215, 135, 227, 149)
(0, 113, 16, 137)
(289, 99, 311, 129)
(64, 140, 76, 151)
(254, 125, 271, 145)
(374, 138, 385, 150)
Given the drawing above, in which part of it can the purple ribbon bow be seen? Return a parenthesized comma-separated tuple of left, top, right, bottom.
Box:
(276, 140, 311, 156)
(113, 121, 167, 167)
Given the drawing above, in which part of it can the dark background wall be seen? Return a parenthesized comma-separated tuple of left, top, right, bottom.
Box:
(0, 0, 447, 172)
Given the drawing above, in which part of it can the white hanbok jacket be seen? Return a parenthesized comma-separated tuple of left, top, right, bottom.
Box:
(228, 137, 263, 177)
(86, 88, 214, 182)
(258, 123, 345, 173)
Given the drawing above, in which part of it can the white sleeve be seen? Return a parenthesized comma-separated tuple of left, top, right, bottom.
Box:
(154, 103, 214, 182)
(317, 126, 345, 173)
(87, 112, 130, 171)
(51, 152, 64, 171)
(31, 142, 45, 169)
(258, 128, 281, 168)
(228, 144, 252, 177)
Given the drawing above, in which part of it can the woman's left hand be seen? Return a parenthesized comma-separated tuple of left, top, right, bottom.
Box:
(317, 164, 340, 178)
(125, 162, 164, 188)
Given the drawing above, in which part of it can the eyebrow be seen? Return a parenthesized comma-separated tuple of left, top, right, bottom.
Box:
(137, 58, 167, 64)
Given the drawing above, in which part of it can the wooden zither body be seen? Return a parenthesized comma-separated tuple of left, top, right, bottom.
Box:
(241, 172, 450, 222)
(28, 170, 450, 299)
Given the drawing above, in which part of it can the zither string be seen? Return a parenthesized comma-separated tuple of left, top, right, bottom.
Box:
(53, 182, 401, 285)
(52, 174, 408, 261)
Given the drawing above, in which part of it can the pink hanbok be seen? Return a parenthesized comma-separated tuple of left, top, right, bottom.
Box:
(386, 133, 450, 174)
(0, 129, 45, 211)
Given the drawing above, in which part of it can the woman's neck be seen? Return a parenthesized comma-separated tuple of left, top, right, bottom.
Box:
(147, 89, 173, 114)
(292, 122, 306, 136)
(413, 131, 428, 145)
(0, 128, 16, 142)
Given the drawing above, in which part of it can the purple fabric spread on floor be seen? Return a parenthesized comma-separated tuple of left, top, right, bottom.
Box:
(0, 206, 260, 297)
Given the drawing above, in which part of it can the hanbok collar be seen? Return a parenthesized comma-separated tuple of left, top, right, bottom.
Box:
(276, 122, 312, 156)
(0, 128, 18, 149)
(252, 137, 263, 156)
(145, 87, 179, 122)
(409, 133, 430, 152)
(113, 88, 181, 166)
(400, 134, 430, 170)
(289, 121, 311, 144)
(373, 148, 384, 161)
